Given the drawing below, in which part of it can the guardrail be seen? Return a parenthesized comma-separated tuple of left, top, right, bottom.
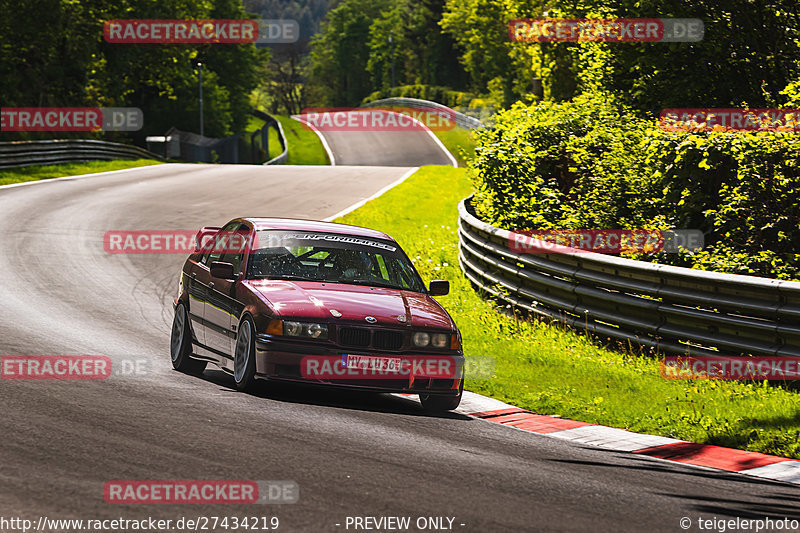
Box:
(264, 116, 288, 165)
(0, 139, 164, 169)
(361, 97, 485, 130)
(458, 195, 800, 358)
(251, 110, 288, 165)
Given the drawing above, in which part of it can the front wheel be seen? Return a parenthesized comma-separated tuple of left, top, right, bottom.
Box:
(233, 316, 258, 393)
(170, 302, 206, 375)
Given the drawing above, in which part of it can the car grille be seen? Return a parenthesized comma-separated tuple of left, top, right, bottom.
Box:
(338, 327, 371, 348)
(338, 327, 405, 351)
(373, 330, 404, 350)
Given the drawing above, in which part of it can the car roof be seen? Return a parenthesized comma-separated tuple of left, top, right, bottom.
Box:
(242, 217, 395, 242)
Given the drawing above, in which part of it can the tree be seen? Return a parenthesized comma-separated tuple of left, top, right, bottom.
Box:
(0, 0, 265, 141)
(405, 0, 467, 88)
(307, 0, 391, 106)
(440, 0, 545, 106)
(601, 0, 800, 112)
(265, 44, 307, 115)
(365, 0, 467, 92)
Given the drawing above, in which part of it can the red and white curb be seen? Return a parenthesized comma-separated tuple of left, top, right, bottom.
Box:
(398, 391, 800, 486)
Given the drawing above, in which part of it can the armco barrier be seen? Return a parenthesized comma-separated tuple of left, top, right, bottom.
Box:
(264, 116, 288, 165)
(458, 195, 800, 358)
(251, 110, 288, 165)
(361, 97, 486, 130)
(0, 139, 163, 169)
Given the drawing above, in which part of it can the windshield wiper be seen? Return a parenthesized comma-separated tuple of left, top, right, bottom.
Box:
(347, 278, 403, 289)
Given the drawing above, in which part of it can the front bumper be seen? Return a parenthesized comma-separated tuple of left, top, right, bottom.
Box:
(254, 335, 464, 395)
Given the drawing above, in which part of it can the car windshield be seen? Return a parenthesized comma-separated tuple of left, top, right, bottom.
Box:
(247, 230, 425, 292)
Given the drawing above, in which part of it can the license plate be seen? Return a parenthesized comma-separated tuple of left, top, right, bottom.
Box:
(345, 354, 402, 373)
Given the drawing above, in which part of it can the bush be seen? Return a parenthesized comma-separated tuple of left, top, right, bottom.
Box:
(470, 94, 800, 279)
(362, 84, 478, 109)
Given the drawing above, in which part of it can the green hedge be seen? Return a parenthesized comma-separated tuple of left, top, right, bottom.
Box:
(470, 94, 800, 279)
(362, 84, 477, 109)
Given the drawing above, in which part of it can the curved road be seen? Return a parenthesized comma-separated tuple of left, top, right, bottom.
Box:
(0, 151, 797, 530)
(293, 109, 456, 166)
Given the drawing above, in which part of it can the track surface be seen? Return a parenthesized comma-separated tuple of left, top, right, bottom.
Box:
(1, 161, 798, 532)
(294, 110, 455, 166)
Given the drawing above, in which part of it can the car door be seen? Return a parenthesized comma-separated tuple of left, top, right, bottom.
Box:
(184, 257, 207, 346)
(204, 223, 250, 360)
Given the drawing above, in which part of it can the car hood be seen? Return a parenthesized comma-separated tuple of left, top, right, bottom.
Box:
(244, 280, 454, 329)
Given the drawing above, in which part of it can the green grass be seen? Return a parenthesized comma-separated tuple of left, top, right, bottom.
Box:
(246, 115, 266, 133)
(246, 115, 289, 161)
(432, 127, 477, 167)
(276, 115, 329, 165)
(267, 125, 282, 160)
(0, 159, 164, 186)
(336, 165, 800, 459)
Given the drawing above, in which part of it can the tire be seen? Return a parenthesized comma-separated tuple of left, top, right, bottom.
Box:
(420, 379, 464, 412)
(233, 316, 258, 393)
(170, 302, 207, 375)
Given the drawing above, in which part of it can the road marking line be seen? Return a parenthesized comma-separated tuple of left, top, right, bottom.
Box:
(374, 109, 458, 168)
(444, 391, 800, 486)
(486, 413, 593, 434)
(741, 461, 800, 483)
(323, 167, 419, 222)
(456, 391, 515, 414)
(291, 114, 336, 166)
(633, 441, 789, 471)
(548, 425, 684, 452)
(0, 164, 164, 191)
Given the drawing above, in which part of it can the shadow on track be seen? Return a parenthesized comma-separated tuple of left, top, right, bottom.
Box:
(551, 452, 800, 517)
(192, 368, 472, 421)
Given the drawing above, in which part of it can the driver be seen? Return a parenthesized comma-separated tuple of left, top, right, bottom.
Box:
(332, 250, 370, 280)
(250, 247, 297, 277)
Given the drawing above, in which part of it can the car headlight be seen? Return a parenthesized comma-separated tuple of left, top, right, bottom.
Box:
(431, 333, 449, 348)
(413, 332, 430, 347)
(413, 331, 454, 349)
(280, 320, 328, 340)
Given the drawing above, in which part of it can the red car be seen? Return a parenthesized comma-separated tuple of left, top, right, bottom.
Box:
(170, 218, 464, 411)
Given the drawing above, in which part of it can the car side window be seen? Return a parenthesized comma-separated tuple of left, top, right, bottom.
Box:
(202, 222, 241, 266)
(220, 224, 250, 274)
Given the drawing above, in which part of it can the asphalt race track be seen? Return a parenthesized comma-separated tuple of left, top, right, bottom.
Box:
(293, 109, 455, 166)
(1, 153, 799, 530)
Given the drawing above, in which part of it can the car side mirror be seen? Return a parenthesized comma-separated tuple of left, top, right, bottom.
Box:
(210, 261, 236, 280)
(429, 280, 449, 296)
